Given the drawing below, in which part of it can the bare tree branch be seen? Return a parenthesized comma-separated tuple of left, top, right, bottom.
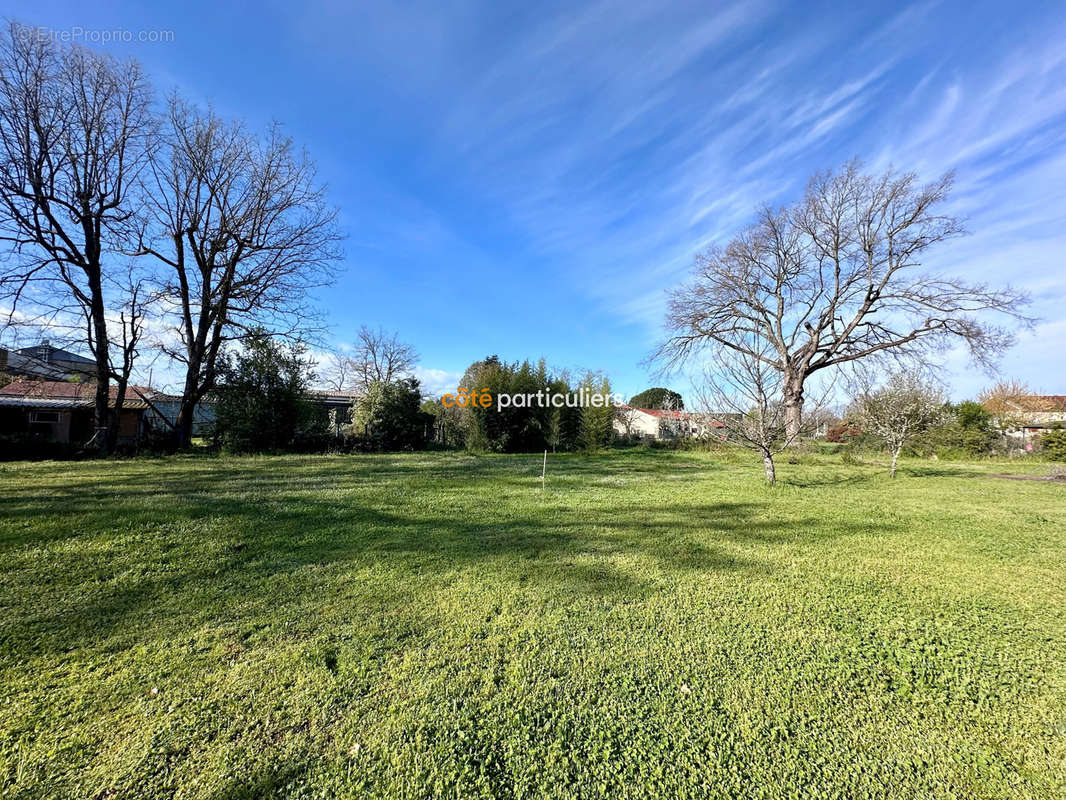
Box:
(653, 161, 1032, 442)
(341, 325, 419, 393)
(137, 96, 341, 446)
(0, 21, 153, 453)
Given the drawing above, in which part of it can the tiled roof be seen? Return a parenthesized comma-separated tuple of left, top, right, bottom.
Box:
(1002, 395, 1066, 412)
(0, 380, 155, 401)
(633, 407, 687, 418)
(620, 405, 726, 427)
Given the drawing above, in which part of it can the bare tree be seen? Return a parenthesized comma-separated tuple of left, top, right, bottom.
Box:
(319, 349, 356, 392)
(655, 162, 1030, 442)
(615, 403, 640, 438)
(693, 342, 828, 484)
(345, 325, 418, 392)
(978, 378, 1033, 432)
(138, 97, 341, 447)
(853, 372, 945, 477)
(0, 22, 153, 453)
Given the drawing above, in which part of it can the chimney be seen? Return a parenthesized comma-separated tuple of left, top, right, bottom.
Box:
(0, 348, 7, 372)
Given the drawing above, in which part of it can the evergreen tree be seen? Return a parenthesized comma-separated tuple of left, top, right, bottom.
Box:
(578, 372, 614, 451)
(351, 378, 431, 451)
(213, 332, 319, 452)
(629, 387, 683, 410)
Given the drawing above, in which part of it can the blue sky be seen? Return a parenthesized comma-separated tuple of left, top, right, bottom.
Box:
(13, 0, 1066, 400)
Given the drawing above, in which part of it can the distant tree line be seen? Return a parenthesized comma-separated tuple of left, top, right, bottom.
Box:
(423, 356, 615, 453)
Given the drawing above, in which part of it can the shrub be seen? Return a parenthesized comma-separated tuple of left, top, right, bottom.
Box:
(213, 332, 322, 453)
(909, 422, 1000, 458)
(349, 378, 432, 451)
(1042, 427, 1066, 462)
(0, 434, 81, 461)
(826, 423, 861, 443)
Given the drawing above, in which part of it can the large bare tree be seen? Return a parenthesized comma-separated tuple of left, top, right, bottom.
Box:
(0, 22, 153, 452)
(341, 325, 419, 393)
(978, 378, 1034, 433)
(656, 162, 1030, 440)
(138, 98, 341, 446)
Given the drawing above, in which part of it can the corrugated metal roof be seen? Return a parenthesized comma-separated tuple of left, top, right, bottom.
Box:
(0, 397, 91, 408)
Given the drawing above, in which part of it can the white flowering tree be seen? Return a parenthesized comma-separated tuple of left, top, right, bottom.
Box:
(855, 373, 945, 477)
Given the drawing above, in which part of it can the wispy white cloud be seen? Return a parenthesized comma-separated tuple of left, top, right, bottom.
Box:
(281, 0, 1066, 394)
(414, 367, 463, 399)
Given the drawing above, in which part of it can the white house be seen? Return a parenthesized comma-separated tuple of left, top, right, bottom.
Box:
(988, 395, 1066, 449)
(613, 405, 725, 441)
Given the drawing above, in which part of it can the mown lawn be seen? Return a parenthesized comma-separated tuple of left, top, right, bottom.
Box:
(0, 450, 1064, 799)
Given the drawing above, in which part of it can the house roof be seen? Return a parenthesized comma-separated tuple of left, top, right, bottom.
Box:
(14, 343, 95, 366)
(634, 407, 687, 419)
(1, 349, 78, 380)
(621, 405, 726, 427)
(0, 380, 153, 409)
(996, 395, 1066, 412)
(0, 395, 149, 410)
(309, 389, 363, 403)
(0, 396, 93, 409)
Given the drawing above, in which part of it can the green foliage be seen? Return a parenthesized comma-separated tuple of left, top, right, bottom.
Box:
(213, 332, 321, 453)
(1042, 426, 1066, 462)
(0, 451, 1064, 797)
(459, 356, 584, 453)
(578, 372, 614, 452)
(350, 378, 432, 451)
(908, 422, 999, 458)
(422, 399, 465, 448)
(628, 387, 683, 410)
(908, 401, 1001, 458)
(953, 400, 993, 431)
(839, 449, 862, 466)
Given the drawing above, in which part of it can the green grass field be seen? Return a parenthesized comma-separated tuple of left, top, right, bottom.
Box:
(0, 450, 1064, 799)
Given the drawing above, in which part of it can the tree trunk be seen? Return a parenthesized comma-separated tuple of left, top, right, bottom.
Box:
(890, 446, 901, 478)
(88, 274, 111, 456)
(174, 363, 202, 448)
(763, 453, 776, 485)
(783, 371, 805, 444)
(107, 378, 129, 453)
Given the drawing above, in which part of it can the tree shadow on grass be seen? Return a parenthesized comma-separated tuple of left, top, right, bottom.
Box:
(210, 760, 309, 800)
(778, 473, 872, 488)
(0, 452, 714, 552)
(900, 465, 988, 479)
(0, 455, 893, 662)
(0, 499, 778, 659)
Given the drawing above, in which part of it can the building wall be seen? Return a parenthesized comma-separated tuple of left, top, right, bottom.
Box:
(144, 401, 216, 436)
(613, 409, 661, 438)
(27, 409, 73, 442)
